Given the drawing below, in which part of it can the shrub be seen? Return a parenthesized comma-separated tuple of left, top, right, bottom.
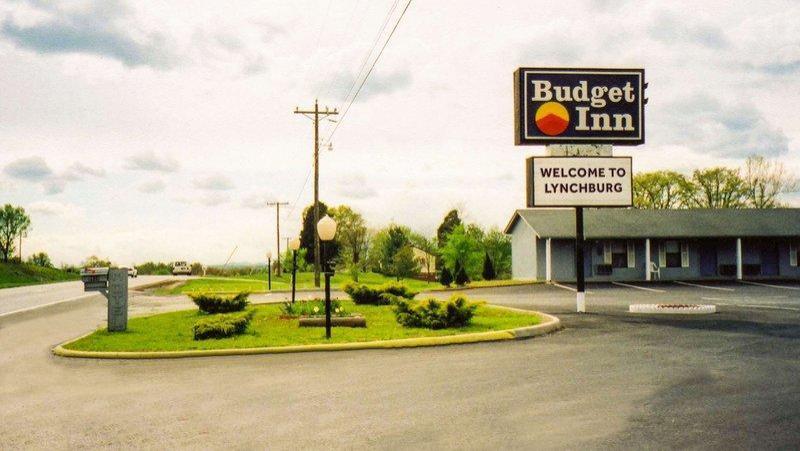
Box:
(393, 295, 478, 329)
(439, 266, 453, 287)
(454, 261, 469, 286)
(279, 299, 346, 317)
(193, 310, 253, 340)
(343, 282, 417, 305)
(482, 252, 496, 281)
(190, 292, 250, 314)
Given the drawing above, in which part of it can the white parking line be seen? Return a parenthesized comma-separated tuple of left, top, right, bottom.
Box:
(611, 281, 666, 293)
(674, 281, 735, 292)
(739, 281, 800, 291)
(551, 282, 593, 294)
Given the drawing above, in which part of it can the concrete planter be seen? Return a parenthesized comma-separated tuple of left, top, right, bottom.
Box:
(298, 315, 366, 328)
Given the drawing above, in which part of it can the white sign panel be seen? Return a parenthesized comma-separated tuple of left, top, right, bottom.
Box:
(526, 156, 632, 207)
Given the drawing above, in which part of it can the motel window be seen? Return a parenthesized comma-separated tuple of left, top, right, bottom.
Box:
(604, 241, 636, 269)
(661, 241, 689, 268)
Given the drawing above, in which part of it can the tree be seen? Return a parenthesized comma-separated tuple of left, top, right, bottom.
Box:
(329, 205, 369, 267)
(83, 255, 113, 268)
(439, 266, 453, 287)
(190, 262, 204, 276)
(685, 167, 748, 208)
(0, 205, 31, 263)
(298, 202, 339, 267)
(439, 224, 483, 280)
(743, 155, 798, 208)
(28, 252, 52, 268)
(482, 252, 496, 280)
(633, 171, 691, 209)
(436, 209, 462, 247)
(391, 245, 419, 281)
(366, 224, 411, 274)
(454, 260, 469, 286)
(482, 228, 511, 279)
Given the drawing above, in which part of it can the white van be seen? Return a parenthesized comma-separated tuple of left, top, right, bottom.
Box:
(172, 261, 192, 276)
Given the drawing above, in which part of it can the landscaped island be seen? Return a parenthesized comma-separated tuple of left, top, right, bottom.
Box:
(62, 300, 542, 353)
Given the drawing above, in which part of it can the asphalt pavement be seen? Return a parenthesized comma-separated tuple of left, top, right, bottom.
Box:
(1, 280, 800, 449)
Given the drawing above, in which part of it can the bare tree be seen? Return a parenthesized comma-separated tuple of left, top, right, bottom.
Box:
(743, 155, 798, 208)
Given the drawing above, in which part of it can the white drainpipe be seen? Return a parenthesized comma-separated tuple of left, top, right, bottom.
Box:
(645, 238, 651, 281)
(545, 238, 552, 282)
(736, 238, 743, 280)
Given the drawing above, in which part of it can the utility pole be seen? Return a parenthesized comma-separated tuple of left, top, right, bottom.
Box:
(294, 99, 338, 287)
(266, 202, 289, 276)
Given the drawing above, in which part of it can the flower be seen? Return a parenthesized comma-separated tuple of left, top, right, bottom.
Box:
(313, 306, 320, 313)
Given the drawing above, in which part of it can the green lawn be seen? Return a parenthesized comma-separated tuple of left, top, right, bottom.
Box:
(64, 301, 541, 352)
(158, 272, 533, 295)
(0, 262, 80, 289)
(160, 271, 440, 295)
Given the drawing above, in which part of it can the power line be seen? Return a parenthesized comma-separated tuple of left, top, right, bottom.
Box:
(326, 0, 413, 142)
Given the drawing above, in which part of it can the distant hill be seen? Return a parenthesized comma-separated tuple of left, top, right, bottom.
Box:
(0, 262, 80, 289)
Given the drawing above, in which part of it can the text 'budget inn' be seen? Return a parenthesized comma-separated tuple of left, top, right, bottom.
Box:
(505, 208, 800, 282)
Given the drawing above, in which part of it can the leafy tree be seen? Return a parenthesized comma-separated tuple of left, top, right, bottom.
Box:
(482, 252, 496, 280)
(482, 228, 511, 278)
(282, 247, 310, 273)
(439, 266, 453, 287)
(685, 167, 748, 208)
(439, 224, 483, 280)
(299, 202, 339, 267)
(329, 205, 369, 268)
(190, 262, 204, 276)
(135, 261, 172, 275)
(0, 204, 31, 263)
(391, 245, 419, 281)
(28, 252, 52, 268)
(633, 171, 691, 209)
(454, 260, 469, 286)
(743, 155, 798, 208)
(436, 209, 462, 247)
(83, 255, 113, 268)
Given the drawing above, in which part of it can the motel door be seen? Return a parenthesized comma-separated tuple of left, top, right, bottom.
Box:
(698, 242, 717, 277)
(761, 244, 780, 276)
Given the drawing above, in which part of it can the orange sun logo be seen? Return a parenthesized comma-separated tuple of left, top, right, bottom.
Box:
(534, 102, 570, 136)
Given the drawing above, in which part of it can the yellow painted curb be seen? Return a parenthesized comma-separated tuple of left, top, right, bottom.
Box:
(52, 306, 561, 360)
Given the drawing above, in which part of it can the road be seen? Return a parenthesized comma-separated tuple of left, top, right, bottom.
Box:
(0, 275, 177, 316)
(1, 281, 800, 449)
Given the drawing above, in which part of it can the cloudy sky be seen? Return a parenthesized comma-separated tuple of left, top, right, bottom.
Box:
(1, 0, 799, 266)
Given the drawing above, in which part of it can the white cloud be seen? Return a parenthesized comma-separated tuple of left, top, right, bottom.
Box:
(137, 179, 165, 193)
(3, 156, 52, 181)
(27, 200, 83, 219)
(125, 151, 180, 173)
(194, 175, 234, 191)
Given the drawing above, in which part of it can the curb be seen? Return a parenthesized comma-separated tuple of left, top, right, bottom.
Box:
(52, 307, 561, 359)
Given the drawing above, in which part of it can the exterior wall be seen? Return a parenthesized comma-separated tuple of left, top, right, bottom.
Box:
(550, 239, 578, 281)
(778, 240, 800, 278)
(586, 239, 647, 282)
(511, 221, 537, 280)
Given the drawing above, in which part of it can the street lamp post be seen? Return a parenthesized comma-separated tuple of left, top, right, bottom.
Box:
(288, 238, 301, 304)
(266, 250, 272, 291)
(316, 215, 337, 339)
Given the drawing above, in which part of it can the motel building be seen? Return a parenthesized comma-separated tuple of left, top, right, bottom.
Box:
(505, 208, 800, 282)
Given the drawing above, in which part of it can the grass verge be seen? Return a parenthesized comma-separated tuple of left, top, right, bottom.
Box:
(0, 262, 79, 289)
(156, 272, 535, 295)
(63, 301, 541, 352)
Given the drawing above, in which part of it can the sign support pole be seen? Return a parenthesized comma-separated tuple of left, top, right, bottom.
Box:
(575, 207, 586, 313)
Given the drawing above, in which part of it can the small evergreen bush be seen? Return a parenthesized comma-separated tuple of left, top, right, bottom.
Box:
(392, 295, 478, 329)
(454, 261, 469, 286)
(482, 252, 496, 281)
(343, 282, 417, 305)
(190, 292, 249, 314)
(439, 266, 453, 287)
(193, 310, 253, 340)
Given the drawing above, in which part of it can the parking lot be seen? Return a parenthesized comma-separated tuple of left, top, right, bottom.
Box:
(431, 279, 800, 314)
(2, 280, 800, 449)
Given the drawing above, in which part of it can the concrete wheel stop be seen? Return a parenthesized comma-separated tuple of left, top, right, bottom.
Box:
(629, 303, 716, 314)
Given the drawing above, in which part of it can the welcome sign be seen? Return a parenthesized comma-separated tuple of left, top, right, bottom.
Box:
(526, 156, 633, 207)
(514, 68, 645, 145)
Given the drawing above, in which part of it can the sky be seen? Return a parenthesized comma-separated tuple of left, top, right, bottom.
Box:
(1, 0, 799, 266)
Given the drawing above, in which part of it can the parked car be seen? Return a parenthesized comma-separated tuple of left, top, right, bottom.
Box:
(172, 261, 192, 276)
(127, 267, 138, 278)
